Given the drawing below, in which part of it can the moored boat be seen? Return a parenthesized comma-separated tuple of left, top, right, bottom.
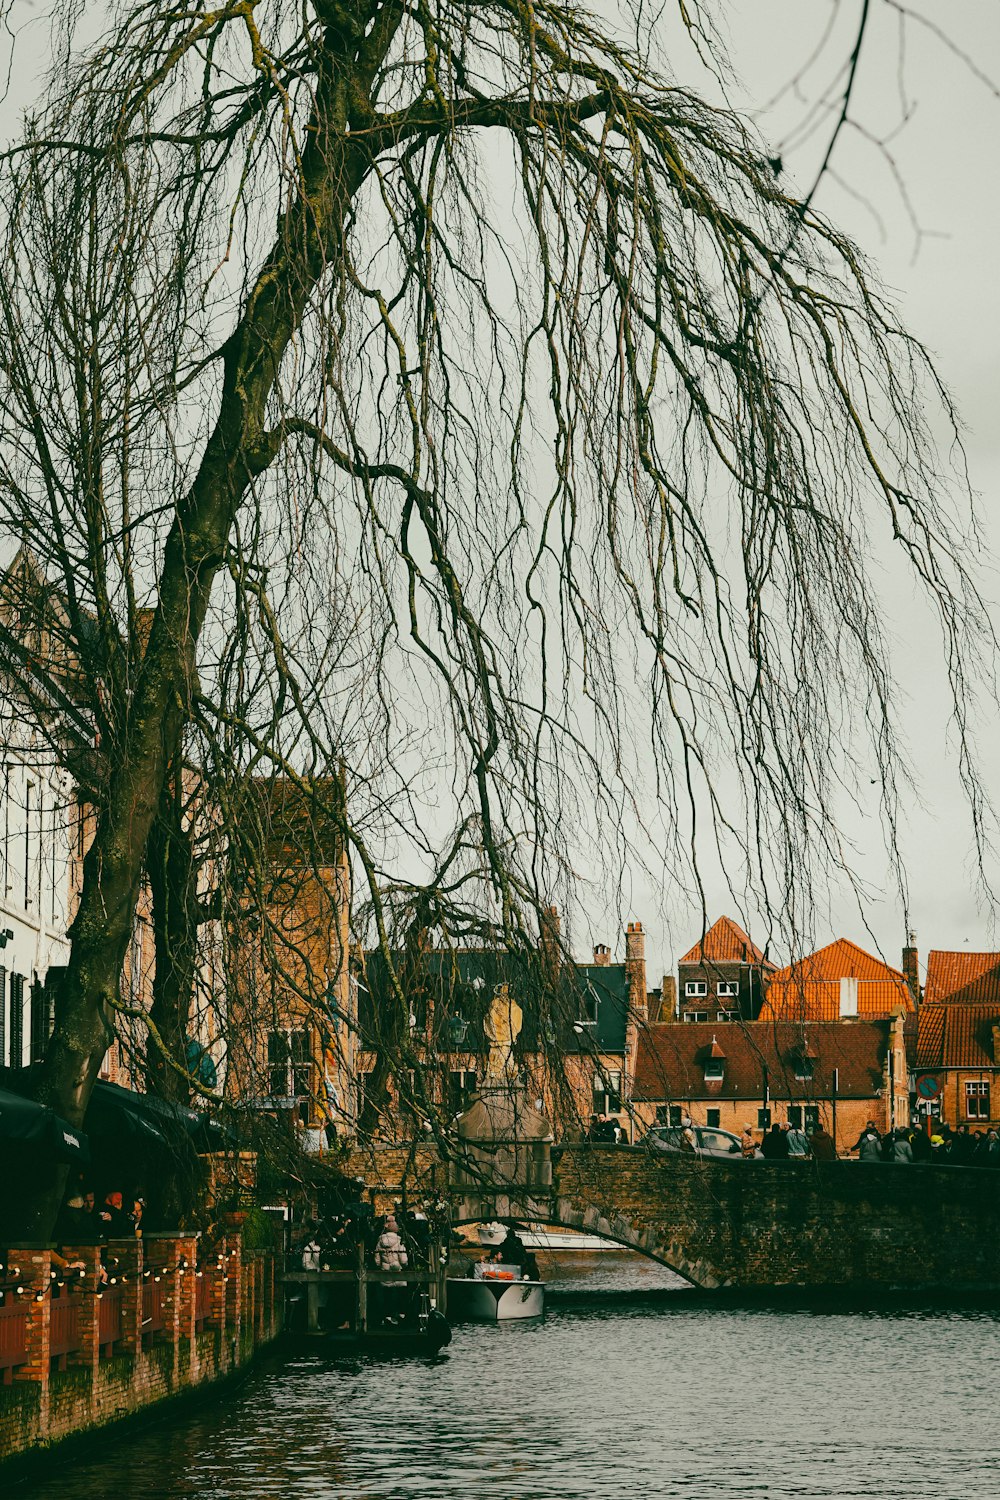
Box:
(447, 1261, 545, 1322)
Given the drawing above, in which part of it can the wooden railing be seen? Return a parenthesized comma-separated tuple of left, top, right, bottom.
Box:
(0, 1297, 29, 1383)
(98, 1284, 123, 1352)
(49, 1291, 80, 1363)
(194, 1270, 212, 1331)
(142, 1278, 165, 1340)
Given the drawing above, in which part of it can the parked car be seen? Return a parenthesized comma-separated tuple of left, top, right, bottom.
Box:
(641, 1124, 744, 1158)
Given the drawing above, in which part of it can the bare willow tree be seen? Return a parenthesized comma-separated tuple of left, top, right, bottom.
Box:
(0, 0, 990, 1235)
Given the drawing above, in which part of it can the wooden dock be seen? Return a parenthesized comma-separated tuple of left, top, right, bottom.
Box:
(283, 1240, 451, 1352)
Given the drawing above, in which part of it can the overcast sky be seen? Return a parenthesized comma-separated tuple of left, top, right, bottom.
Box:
(615, 1, 1000, 982)
(0, 2, 997, 983)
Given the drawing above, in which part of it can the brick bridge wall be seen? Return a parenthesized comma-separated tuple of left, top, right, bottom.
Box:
(347, 1142, 1000, 1291)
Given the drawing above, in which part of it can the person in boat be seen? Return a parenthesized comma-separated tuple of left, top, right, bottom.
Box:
(499, 1227, 527, 1266)
(522, 1250, 541, 1282)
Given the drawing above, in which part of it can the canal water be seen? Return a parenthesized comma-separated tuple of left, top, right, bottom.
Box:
(11, 1252, 1000, 1499)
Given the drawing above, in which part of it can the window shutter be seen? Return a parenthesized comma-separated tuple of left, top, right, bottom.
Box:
(9, 972, 24, 1066)
(30, 977, 46, 1062)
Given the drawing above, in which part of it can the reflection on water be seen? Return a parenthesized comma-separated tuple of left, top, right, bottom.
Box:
(10, 1252, 1000, 1500)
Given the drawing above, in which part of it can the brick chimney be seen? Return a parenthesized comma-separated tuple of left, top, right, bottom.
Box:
(625, 921, 647, 1023)
(540, 904, 561, 976)
(592, 943, 611, 967)
(902, 930, 920, 1002)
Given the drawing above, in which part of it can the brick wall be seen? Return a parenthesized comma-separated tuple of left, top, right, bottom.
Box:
(550, 1144, 1000, 1290)
(0, 1236, 280, 1466)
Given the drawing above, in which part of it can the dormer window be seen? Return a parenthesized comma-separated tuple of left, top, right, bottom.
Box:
(701, 1036, 726, 1080)
(790, 1042, 816, 1080)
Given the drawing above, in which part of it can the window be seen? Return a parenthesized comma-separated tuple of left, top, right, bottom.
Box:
(267, 1028, 310, 1100)
(683, 1011, 708, 1024)
(594, 1068, 622, 1114)
(356, 1070, 374, 1121)
(787, 1104, 820, 1132)
(757, 1107, 772, 1129)
(966, 1081, 990, 1120)
(448, 1069, 477, 1111)
(706, 1108, 721, 1128)
(717, 1010, 739, 1023)
(29, 978, 51, 1064)
(717, 981, 739, 997)
(655, 1104, 683, 1127)
(578, 985, 600, 1024)
(685, 981, 707, 997)
(703, 1058, 724, 1081)
(793, 1056, 815, 1081)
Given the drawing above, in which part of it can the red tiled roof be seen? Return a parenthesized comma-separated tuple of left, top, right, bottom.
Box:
(916, 1004, 1000, 1071)
(633, 1020, 892, 1102)
(679, 915, 773, 968)
(759, 939, 913, 1021)
(924, 950, 1000, 1006)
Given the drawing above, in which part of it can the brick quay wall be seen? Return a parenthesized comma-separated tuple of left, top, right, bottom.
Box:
(0, 1232, 280, 1466)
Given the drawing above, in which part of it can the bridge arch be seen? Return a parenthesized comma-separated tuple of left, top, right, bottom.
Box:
(451, 1200, 726, 1288)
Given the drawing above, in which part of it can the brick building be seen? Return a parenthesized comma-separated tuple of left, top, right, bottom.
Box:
(357, 914, 648, 1142)
(914, 949, 1000, 1130)
(631, 1016, 910, 1154)
(226, 776, 353, 1138)
(673, 915, 774, 1022)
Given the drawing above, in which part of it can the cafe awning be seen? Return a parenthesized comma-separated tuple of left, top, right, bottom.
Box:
(0, 1087, 90, 1163)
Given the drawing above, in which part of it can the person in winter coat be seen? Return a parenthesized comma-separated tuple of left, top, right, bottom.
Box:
(891, 1130, 914, 1164)
(857, 1128, 883, 1162)
(374, 1215, 409, 1325)
(809, 1125, 836, 1161)
(760, 1123, 790, 1160)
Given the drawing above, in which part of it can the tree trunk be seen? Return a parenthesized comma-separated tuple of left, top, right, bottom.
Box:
(17, 29, 384, 1241)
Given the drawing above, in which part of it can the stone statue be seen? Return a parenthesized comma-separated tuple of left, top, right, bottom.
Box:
(482, 982, 522, 1083)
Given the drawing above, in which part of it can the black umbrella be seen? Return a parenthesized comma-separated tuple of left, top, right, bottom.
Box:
(0, 1087, 89, 1163)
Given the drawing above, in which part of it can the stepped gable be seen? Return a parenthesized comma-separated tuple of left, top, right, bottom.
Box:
(759, 938, 913, 1022)
(679, 915, 774, 968)
(924, 950, 1000, 1006)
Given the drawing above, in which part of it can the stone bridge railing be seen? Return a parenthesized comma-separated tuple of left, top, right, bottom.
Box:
(345, 1141, 1000, 1291)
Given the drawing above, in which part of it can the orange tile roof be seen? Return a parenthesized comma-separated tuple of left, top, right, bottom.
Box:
(924, 950, 1000, 1005)
(680, 915, 773, 968)
(759, 939, 913, 1021)
(917, 1004, 1000, 1071)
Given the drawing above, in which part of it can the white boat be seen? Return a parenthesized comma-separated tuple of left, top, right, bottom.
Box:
(474, 1222, 616, 1252)
(447, 1263, 545, 1322)
(519, 1228, 617, 1252)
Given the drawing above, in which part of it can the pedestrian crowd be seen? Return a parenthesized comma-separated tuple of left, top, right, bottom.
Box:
(585, 1113, 630, 1143)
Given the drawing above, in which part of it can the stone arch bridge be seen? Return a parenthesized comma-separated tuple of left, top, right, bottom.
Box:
(343, 1142, 1000, 1292)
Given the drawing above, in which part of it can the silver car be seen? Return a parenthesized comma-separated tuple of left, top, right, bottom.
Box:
(642, 1124, 743, 1158)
